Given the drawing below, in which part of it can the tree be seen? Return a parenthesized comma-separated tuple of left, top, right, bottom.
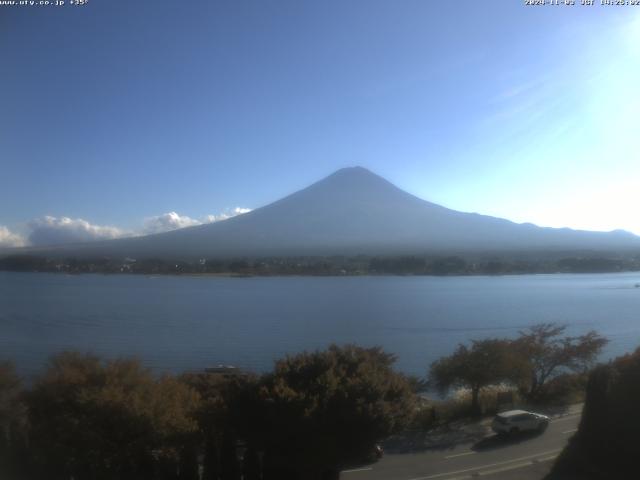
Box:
(254, 344, 416, 479)
(430, 256, 467, 275)
(429, 339, 516, 416)
(405, 375, 429, 394)
(0, 361, 27, 478)
(514, 323, 608, 400)
(180, 371, 259, 480)
(26, 352, 201, 480)
(548, 346, 640, 479)
(0, 361, 21, 444)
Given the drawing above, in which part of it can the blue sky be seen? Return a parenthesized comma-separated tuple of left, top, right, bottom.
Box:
(2, 0, 640, 246)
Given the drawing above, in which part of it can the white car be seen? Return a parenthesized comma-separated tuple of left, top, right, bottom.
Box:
(491, 410, 550, 435)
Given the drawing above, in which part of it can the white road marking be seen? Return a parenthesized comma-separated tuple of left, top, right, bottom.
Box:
(562, 428, 578, 434)
(476, 454, 558, 477)
(445, 451, 477, 459)
(407, 448, 562, 480)
(341, 467, 373, 474)
(536, 454, 561, 462)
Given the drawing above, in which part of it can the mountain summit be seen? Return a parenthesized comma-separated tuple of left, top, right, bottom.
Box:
(19, 167, 640, 258)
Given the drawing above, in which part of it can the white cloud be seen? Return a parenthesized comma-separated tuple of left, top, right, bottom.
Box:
(0, 226, 26, 248)
(6, 207, 254, 247)
(142, 211, 203, 234)
(146, 208, 252, 233)
(27, 216, 127, 246)
(204, 207, 252, 223)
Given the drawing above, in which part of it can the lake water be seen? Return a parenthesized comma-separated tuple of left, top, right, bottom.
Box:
(2, 271, 640, 379)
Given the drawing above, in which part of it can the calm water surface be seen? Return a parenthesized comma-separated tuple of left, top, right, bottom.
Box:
(2, 272, 640, 378)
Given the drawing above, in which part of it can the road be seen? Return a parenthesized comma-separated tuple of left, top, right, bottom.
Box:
(342, 407, 582, 480)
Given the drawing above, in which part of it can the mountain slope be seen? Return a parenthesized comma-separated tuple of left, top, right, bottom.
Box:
(15, 167, 640, 258)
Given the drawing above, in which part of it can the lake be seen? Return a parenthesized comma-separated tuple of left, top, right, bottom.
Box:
(2, 271, 640, 379)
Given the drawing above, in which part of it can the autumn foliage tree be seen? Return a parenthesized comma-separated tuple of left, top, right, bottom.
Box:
(429, 339, 517, 416)
(514, 323, 608, 400)
(25, 352, 201, 480)
(253, 344, 416, 480)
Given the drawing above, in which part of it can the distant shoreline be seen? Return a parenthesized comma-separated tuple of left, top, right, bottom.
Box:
(3, 269, 640, 279)
(2, 253, 640, 277)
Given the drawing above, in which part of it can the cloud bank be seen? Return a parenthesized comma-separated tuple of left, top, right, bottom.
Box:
(0, 226, 26, 248)
(2, 207, 253, 247)
(142, 212, 202, 234)
(27, 216, 127, 246)
(145, 208, 253, 234)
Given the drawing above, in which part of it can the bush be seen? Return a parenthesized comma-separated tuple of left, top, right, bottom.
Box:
(547, 347, 640, 479)
(530, 373, 587, 406)
(449, 385, 521, 417)
(410, 385, 521, 430)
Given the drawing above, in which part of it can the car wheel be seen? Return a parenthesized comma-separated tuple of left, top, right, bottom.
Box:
(538, 420, 549, 432)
